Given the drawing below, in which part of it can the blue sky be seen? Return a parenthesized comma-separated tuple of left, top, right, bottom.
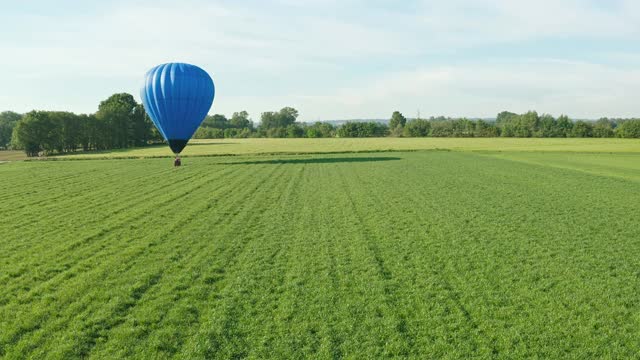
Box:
(1, 0, 639, 121)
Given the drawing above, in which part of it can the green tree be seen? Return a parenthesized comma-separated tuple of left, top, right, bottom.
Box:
(536, 114, 558, 137)
(229, 111, 252, 129)
(497, 111, 520, 137)
(286, 124, 304, 138)
(194, 127, 210, 139)
(475, 120, 499, 137)
(616, 119, 640, 138)
(389, 111, 407, 130)
(451, 118, 475, 137)
(12, 111, 59, 156)
(556, 115, 573, 138)
(54, 112, 81, 152)
(337, 122, 388, 137)
(223, 128, 240, 138)
(266, 127, 287, 138)
(390, 126, 404, 137)
(305, 122, 335, 138)
(131, 105, 154, 146)
(236, 128, 253, 138)
(202, 114, 229, 129)
(96, 93, 139, 148)
(515, 111, 539, 137)
(403, 119, 430, 137)
(278, 107, 299, 127)
(570, 121, 593, 138)
(0, 111, 22, 149)
(78, 114, 99, 151)
(593, 118, 615, 138)
(429, 120, 454, 137)
(260, 107, 299, 129)
(496, 111, 518, 126)
(260, 112, 279, 129)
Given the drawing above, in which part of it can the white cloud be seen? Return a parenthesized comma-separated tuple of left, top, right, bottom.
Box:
(291, 59, 640, 120)
(0, 0, 639, 118)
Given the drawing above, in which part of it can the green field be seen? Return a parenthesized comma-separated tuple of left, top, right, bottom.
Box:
(51, 137, 640, 159)
(2, 140, 640, 358)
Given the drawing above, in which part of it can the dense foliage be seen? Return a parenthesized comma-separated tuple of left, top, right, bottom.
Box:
(336, 122, 389, 138)
(0, 111, 22, 149)
(5, 96, 640, 157)
(10, 94, 161, 156)
(1, 150, 639, 357)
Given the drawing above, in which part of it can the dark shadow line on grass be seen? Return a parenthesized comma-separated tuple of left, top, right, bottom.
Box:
(187, 142, 238, 146)
(221, 156, 402, 165)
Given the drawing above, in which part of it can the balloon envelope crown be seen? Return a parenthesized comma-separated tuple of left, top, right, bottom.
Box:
(140, 62, 215, 154)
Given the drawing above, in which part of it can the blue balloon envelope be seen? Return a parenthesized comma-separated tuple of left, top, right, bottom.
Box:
(140, 63, 215, 154)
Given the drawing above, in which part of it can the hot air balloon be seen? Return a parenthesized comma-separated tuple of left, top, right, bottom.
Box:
(140, 63, 215, 156)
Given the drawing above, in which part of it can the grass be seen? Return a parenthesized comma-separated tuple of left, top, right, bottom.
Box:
(1, 141, 640, 358)
(51, 137, 640, 159)
(0, 150, 27, 162)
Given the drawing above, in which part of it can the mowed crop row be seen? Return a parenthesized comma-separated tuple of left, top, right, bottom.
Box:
(1, 151, 640, 358)
(55, 137, 640, 159)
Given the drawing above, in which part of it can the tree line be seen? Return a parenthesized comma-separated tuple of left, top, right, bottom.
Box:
(4, 94, 160, 156)
(196, 109, 640, 139)
(3, 92, 640, 157)
(495, 111, 640, 138)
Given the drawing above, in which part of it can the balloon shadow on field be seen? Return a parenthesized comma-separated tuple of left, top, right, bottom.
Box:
(189, 142, 237, 146)
(222, 156, 402, 165)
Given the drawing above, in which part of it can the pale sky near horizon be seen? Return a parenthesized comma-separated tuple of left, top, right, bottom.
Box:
(1, 0, 639, 121)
